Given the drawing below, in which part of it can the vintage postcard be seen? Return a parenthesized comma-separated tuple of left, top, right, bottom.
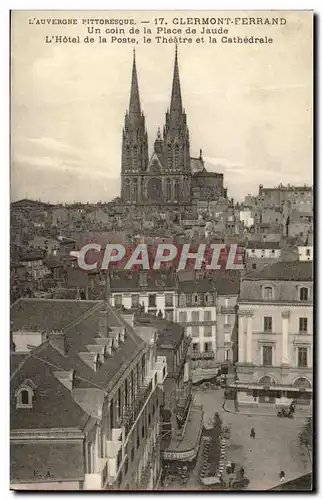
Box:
(10, 10, 313, 491)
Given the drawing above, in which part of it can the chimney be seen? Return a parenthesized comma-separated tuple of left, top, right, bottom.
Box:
(98, 304, 109, 338)
(48, 330, 68, 355)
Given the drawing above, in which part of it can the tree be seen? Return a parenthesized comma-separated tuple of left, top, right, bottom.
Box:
(298, 417, 312, 463)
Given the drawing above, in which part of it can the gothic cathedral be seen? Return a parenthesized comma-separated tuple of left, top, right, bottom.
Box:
(120, 48, 226, 208)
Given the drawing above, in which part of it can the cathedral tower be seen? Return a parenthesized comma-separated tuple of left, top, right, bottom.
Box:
(162, 46, 191, 203)
(121, 50, 148, 204)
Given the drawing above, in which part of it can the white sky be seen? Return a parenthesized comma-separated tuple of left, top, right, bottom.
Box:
(11, 10, 313, 203)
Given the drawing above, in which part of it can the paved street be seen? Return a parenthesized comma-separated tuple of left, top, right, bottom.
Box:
(193, 389, 312, 491)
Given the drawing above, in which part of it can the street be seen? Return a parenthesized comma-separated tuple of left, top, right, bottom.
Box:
(194, 388, 312, 491)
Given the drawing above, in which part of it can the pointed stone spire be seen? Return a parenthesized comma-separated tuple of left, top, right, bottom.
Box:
(129, 48, 141, 118)
(170, 45, 182, 116)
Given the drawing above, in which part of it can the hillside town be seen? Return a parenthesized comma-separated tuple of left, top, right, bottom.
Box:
(10, 47, 313, 491)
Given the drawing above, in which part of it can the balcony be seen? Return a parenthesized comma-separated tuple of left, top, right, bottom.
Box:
(178, 320, 216, 327)
(123, 379, 153, 434)
(191, 350, 215, 360)
(84, 458, 109, 490)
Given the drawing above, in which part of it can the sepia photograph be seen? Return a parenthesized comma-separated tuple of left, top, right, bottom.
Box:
(10, 9, 313, 492)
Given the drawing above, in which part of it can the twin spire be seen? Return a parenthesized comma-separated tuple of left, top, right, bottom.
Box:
(129, 48, 141, 117)
(128, 46, 183, 123)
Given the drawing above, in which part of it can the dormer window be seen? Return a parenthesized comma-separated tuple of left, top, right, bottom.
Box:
(15, 380, 35, 409)
(263, 286, 273, 301)
(300, 287, 309, 301)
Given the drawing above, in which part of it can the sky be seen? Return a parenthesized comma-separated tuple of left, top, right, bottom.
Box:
(11, 10, 313, 203)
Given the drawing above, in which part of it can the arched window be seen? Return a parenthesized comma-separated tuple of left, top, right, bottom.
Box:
(21, 390, 29, 405)
(15, 382, 35, 409)
(293, 377, 311, 389)
(300, 287, 309, 301)
(263, 286, 273, 300)
(259, 375, 276, 386)
(125, 179, 131, 201)
(133, 178, 138, 202)
(166, 179, 172, 201)
(174, 180, 180, 201)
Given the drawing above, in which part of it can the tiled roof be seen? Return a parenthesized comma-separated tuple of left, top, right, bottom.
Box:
(213, 275, 240, 296)
(11, 299, 95, 332)
(10, 299, 145, 431)
(177, 277, 215, 293)
(244, 261, 313, 281)
(246, 240, 281, 249)
(110, 270, 177, 291)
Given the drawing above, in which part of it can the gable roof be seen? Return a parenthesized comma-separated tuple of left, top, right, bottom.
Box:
(10, 299, 145, 431)
(243, 261, 313, 281)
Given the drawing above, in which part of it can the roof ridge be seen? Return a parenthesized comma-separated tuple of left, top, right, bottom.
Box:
(10, 341, 49, 381)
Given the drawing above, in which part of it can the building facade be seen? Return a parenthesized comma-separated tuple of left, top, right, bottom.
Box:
(233, 261, 313, 407)
(10, 299, 167, 490)
(175, 277, 217, 367)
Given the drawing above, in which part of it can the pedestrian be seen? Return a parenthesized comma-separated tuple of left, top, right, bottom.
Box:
(250, 427, 256, 439)
(239, 467, 245, 478)
(280, 471, 285, 482)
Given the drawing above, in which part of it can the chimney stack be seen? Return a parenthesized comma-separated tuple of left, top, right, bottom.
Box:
(49, 330, 68, 355)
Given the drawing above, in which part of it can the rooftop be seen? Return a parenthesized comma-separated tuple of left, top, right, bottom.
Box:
(243, 261, 313, 281)
(10, 298, 145, 430)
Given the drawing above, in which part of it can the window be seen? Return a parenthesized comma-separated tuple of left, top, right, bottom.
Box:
(205, 293, 212, 304)
(299, 318, 308, 333)
(179, 293, 186, 307)
(179, 311, 187, 323)
(306, 249, 311, 256)
(165, 310, 173, 322)
(204, 342, 212, 352)
(224, 350, 229, 361)
(204, 325, 212, 337)
(136, 435, 140, 449)
(224, 315, 229, 327)
(165, 293, 173, 306)
(252, 263, 257, 270)
(300, 287, 309, 301)
(192, 311, 199, 322)
(148, 294, 156, 308)
(16, 382, 35, 409)
(262, 346, 273, 366)
(131, 294, 139, 308)
(298, 347, 308, 368)
(263, 287, 273, 300)
(204, 311, 211, 321)
(264, 316, 272, 332)
(192, 293, 199, 305)
(131, 447, 135, 461)
(191, 326, 199, 337)
(114, 294, 122, 307)
(141, 425, 145, 438)
(192, 343, 199, 352)
(224, 333, 231, 343)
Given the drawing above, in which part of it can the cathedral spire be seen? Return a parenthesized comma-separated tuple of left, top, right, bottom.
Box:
(129, 48, 141, 118)
(170, 45, 182, 115)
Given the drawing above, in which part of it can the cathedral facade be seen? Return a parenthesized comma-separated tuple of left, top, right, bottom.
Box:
(120, 48, 226, 208)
